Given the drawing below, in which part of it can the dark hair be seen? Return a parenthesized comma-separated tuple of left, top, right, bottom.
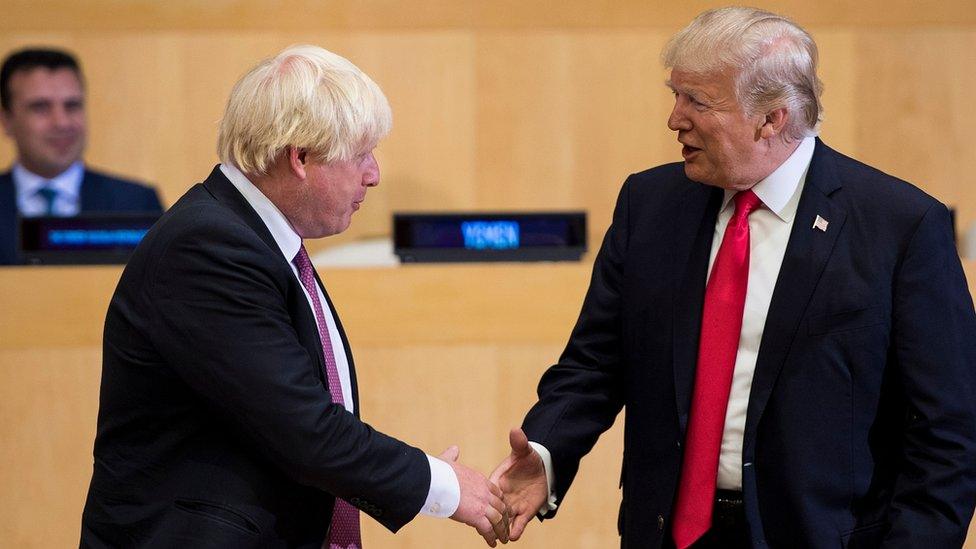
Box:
(1, 48, 83, 110)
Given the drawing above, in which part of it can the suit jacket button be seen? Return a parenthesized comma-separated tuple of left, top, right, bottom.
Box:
(657, 514, 664, 532)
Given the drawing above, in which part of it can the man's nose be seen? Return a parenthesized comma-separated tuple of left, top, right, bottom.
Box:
(52, 104, 74, 128)
(364, 153, 380, 187)
(667, 102, 691, 132)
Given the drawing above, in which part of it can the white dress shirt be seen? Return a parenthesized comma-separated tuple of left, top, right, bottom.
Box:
(220, 163, 460, 518)
(13, 161, 84, 216)
(711, 136, 814, 489)
(532, 136, 816, 508)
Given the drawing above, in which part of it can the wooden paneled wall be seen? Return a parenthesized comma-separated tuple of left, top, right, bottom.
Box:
(2, 1, 976, 256)
(3, 263, 976, 547)
(3, 264, 976, 548)
(2, 1, 976, 547)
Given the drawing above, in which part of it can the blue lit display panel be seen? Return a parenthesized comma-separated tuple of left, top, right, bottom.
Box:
(461, 221, 519, 250)
(394, 212, 585, 263)
(46, 228, 149, 248)
(18, 213, 160, 265)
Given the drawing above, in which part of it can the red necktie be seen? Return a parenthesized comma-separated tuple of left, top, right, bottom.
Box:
(293, 245, 362, 549)
(672, 190, 762, 549)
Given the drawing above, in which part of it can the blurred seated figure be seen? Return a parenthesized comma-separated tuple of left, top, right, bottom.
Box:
(0, 47, 162, 265)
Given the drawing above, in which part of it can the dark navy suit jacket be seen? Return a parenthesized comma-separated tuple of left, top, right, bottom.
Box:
(80, 167, 429, 548)
(522, 139, 976, 548)
(0, 167, 163, 265)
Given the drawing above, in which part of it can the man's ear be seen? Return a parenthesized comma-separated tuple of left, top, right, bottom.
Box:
(758, 107, 789, 140)
(0, 109, 13, 137)
(287, 146, 308, 180)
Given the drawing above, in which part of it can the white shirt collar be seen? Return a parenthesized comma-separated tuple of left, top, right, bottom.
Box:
(219, 163, 302, 263)
(13, 161, 84, 201)
(721, 136, 816, 222)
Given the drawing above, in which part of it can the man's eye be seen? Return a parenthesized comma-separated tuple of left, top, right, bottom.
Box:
(674, 92, 705, 108)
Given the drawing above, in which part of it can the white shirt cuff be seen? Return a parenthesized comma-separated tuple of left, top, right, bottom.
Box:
(527, 441, 559, 513)
(419, 454, 461, 518)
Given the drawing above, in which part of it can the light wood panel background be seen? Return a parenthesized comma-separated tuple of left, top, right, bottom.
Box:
(2, 1, 976, 547)
(3, 1, 976, 255)
(2, 264, 976, 548)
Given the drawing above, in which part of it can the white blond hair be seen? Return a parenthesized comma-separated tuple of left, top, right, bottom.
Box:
(217, 45, 392, 175)
(662, 7, 823, 140)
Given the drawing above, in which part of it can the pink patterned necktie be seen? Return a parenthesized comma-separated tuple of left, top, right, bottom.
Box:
(292, 245, 362, 549)
(672, 190, 762, 549)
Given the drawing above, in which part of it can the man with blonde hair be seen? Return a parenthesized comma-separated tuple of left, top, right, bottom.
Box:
(81, 45, 509, 548)
(493, 7, 976, 548)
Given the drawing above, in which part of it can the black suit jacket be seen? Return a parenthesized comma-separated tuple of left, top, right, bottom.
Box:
(80, 167, 430, 548)
(522, 140, 976, 548)
(0, 167, 163, 265)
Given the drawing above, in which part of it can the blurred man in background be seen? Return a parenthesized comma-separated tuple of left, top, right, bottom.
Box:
(0, 47, 162, 265)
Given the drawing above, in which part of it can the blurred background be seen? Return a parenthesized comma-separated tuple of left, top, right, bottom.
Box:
(2, 0, 975, 547)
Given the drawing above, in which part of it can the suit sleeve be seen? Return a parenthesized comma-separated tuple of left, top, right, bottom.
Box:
(521, 176, 632, 516)
(145, 213, 430, 532)
(884, 202, 976, 546)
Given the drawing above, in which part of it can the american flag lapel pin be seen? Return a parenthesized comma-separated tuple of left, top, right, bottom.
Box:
(813, 215, 829, 232)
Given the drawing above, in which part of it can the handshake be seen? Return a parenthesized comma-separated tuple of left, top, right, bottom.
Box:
(442, 428, 550, 547)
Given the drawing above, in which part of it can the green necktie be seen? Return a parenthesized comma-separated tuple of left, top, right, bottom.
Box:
(35, 186, 58, 216)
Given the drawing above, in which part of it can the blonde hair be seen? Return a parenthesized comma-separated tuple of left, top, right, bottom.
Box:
(662, 7, 823, 140)
(217, 45, 392, 175)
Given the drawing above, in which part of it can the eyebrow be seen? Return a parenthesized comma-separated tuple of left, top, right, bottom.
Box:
(23, 96, 84, 107)
(664, 79, 718, 104)
(664, 79, 696, 95)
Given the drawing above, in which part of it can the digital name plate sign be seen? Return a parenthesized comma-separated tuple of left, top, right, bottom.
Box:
(394, 212, 586, 263)
(19, 213, 161, 265)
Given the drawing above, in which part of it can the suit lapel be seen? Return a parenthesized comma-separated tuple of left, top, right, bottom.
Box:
(0, 172, 19, 264)
(672, 183, 724, 433)
(742, 140, 847, 456)
(0, 172, 15, 210)
(201, 166, 361, 416)
(202, 166, 325, 377)
(79, 170, 106, 212)
(314, 270, 360, 418)
(202, 167, 280, 253)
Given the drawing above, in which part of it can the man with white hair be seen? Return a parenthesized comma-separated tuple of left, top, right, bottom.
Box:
(81, 45, 509, 548)
(492, 7, 976, 548)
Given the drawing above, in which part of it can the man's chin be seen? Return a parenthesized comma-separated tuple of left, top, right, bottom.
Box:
(325, 217, 353, 238)
(30, 159, 78, 178)
(682, 163, 705, 184)
(683, 164, 727, 189)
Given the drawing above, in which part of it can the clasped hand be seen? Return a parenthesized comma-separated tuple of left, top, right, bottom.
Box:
(443, 428, 549, 545)
(440, 445, 510, 546)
